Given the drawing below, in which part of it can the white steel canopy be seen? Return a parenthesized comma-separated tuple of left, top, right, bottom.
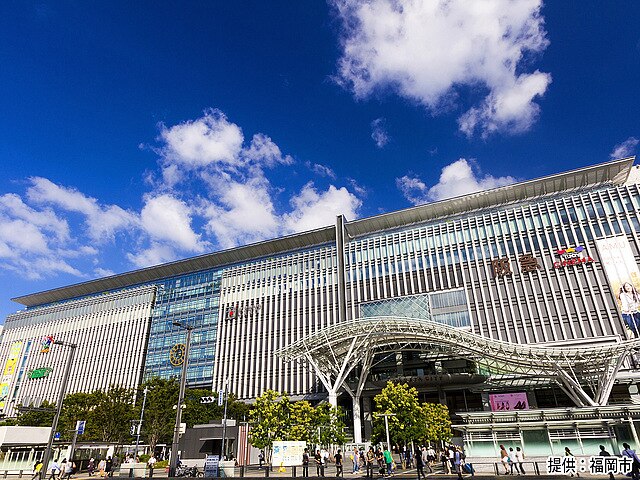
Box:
(276, 316, 640, 409)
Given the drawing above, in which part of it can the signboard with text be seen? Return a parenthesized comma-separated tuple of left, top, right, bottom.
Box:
(489, 392, 529, 411)
(272, 441, 306, 467)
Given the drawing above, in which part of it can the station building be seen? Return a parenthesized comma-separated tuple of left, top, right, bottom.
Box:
(1, 157, 640, 457)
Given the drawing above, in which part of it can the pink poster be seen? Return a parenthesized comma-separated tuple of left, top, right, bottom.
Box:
(489, 392, 529, 411)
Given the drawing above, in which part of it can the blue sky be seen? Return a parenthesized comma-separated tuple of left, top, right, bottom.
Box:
(0, 1, 639, 320)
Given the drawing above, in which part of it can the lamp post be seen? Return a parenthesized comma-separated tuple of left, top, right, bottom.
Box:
(169, 321, 194, 477)
(374, 413, 396, 450)
(41, 340, 77, 478)
(134, 388, 149, 460)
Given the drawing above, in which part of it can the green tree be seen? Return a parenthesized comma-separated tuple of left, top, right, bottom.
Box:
(59, 392, 99, 440)
(314, 403, 347, 447)
(288, 401, 316, 444)
(422, 402, 451, 444)
(16, 400, 55, 427)
(182, 389, 250, 428)
(91, 386, 137, 442)
(140, 377, 180, 451)
(373, 381, 427, 447)
(248, 390, 290, 463)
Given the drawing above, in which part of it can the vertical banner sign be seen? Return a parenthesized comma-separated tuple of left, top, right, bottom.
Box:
(596, 236, 640, 337)
(0, 341, 24, 411)
(41, 336, 54, 353)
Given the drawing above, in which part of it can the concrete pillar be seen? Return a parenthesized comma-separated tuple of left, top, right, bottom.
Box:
(352, 395, 362, 443)
(328, 390, 338, 408)
(363, 396, 373, 441)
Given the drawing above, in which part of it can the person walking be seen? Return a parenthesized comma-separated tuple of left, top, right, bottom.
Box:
(302, 448, 310, 478)
(32, 460, 43, 480)
(598, 445, 615, 480)
(87, 458, 95, 477)
(453, 448, 463, 480)
(415, 448, 427, 480)
(105, 458, 113, 478)
(622, 443, 640, 480)
(61, 459, 74, 480)
(366, 447, 375, 478)
(48, 459, 61, 480)
(564, 447, 579, 477)
(499, 445, 509, 475)
(97, 459, 105, 478)
(441, 449, 451, 475)
(515, 447, 525, 475)
(147, 455, 157, 478)
(352, 447, 360, 474)
(508, 448, 518, 475)
(315, 450, 325, 477)
(258, 451, 265, 469)
(421, 446, 433, 474)
(335, 449, 344, 477)
(383, 447, 393, 476)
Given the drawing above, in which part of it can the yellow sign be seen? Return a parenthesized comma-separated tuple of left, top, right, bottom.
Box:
(0, 341, 23, 411)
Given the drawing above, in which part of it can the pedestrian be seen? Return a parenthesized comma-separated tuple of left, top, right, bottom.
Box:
(61, 459, 74, 480)
(499, 445, 509, 475)
(515, 447, 525, 475)
(147, 455, 157, 478)
(87, 458, 95, 477)
(564, 447, 579, 478)
(32, 460, 43, 480)
(453, 447, 463, 480)
(105, 457, 113, 478)
(49, 459, 61, 480)
(421, 446, 433, 474)
(376, 448, 385, 476)
(598, 445, 615, 480)
(383, 446, 393, 476)
(366, 447, 375, 478)
(259, 450, 265, 469)
(427, 446, 435, 469)
(97, 459, 105, 478)
(315, 450, 325, 477)
(441, 449, 451, 475)
(415, 448, 426, 480)
(622, 443, 640, 480)
(508, 448, 517, 475)
(335, 449, 344, 478)
(352, 447, 360, 474)
(448, 446, 456, 475)
(302, 448, 310, 478)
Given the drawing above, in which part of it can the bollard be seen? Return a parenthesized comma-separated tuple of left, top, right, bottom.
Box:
(265, 465, 270, 477)
(292, 466, 296, 478)
(240, 465, 245, 477)
(494, 462, 499, 475)
(534, 461, 540, 475)
(18, 470, 23, 478)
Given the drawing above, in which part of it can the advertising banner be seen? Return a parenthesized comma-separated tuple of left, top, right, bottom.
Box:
(272, 441, 307, 467)
(489, 392, 529, 411)
(0, 341, 24, 411)
(596, 236, 640, 337)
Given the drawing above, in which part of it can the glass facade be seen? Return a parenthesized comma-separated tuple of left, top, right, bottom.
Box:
(143, 269, 222, 387)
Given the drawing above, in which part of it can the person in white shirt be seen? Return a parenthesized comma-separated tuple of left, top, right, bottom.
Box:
(515, 447, 525, 474)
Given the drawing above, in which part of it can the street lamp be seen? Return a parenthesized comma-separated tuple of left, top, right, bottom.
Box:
(374, 413, 396, 450)
(41, 340, 78, 478)
(169, 321, 194, 477)
(134, 388, 149, 459)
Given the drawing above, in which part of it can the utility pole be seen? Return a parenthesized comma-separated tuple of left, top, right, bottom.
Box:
(169, 322, 193, 477)
(134, 388, 149, 459)
(374, 413, 396, 450)
(41, 340, 77, 477)
(220, 380, 229, 460)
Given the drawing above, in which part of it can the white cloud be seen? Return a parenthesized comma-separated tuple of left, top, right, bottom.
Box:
(127, 242, 180, 268)
(140, 194, 207, 252)
(610, 137, 639, 159)
(202, 178, 280, 249)
(283, 182, 362, 232)
(26, 177, 136, 242)
(333, 0, 551, 137)
(397, 158, 516, 204)
(159, 109, 244, 169)
(0, 194, 84, 279)
(371, 118, 389, 148)
(307, 162, 337, 179)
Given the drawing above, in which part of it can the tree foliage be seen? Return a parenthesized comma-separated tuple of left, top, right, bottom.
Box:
(371, 382, 453, 446)
(422, 402, 452, 443)
(16, 400, 55, 427)
(248, 390, 347, 463)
